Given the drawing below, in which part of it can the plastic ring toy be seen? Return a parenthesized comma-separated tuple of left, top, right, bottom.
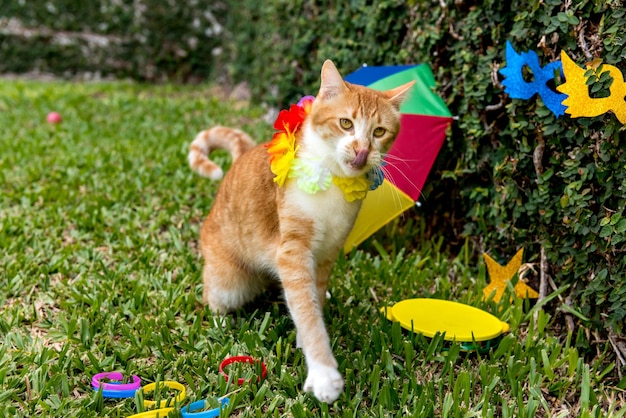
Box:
(92, 372, 141, 392)
(219, 356, 267, 385)
(126, 407, 175, 418)
(100, 388, 139, 398)
(181, 397, 230, 417)
(142, 381, 186, 408)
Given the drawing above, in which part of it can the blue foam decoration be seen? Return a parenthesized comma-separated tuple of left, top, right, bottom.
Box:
(499, 41, 567, 117)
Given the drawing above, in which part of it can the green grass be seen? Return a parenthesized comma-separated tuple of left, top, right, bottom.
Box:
(0, 79, 624, 417)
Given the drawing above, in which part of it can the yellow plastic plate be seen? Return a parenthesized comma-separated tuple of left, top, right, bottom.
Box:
(384, 298, 510, 342)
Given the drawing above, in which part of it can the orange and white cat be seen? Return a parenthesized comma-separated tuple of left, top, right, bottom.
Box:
(189, 60, 413, 403)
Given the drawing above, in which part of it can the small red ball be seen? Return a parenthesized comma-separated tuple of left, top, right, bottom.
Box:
(46, 112, 62, 124)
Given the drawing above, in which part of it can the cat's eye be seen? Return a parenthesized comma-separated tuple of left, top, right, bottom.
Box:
(339, 118, 353, 130)
(373, 127, 386, 137)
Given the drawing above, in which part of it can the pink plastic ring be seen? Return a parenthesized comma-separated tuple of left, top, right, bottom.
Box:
(92, 372, 141, 391)
(219, 356, 267, 385)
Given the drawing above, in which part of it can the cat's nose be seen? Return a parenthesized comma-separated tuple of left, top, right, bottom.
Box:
(351, 148, 369, 170)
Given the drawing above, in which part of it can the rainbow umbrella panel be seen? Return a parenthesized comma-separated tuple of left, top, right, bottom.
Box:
(343, 64, 453, 251)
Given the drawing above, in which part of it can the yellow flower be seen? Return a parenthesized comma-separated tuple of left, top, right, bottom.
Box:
(333, 176, 370, 202)
(266, 131, 298, 187)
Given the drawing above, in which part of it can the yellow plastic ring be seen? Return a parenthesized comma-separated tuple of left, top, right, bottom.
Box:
(141, 381, 186, 408)
(126, 407, 175, 418)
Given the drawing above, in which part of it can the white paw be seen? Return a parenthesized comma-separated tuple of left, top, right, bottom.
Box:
(303, 362, 344, 403)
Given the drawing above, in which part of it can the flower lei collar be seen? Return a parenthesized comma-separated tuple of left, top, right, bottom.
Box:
(265, 96, 383, 202)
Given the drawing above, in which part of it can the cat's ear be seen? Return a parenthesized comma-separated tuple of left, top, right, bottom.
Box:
(318, 60, 347, 100)
(384, 81, 416, 109)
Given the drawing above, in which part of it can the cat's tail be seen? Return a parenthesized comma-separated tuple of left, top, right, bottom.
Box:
(188, 126, 256, 180)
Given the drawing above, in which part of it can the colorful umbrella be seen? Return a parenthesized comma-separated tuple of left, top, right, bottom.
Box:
(343, 64, 453, 251)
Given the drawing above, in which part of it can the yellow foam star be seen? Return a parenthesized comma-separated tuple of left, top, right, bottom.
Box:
(483, 248, 539, 302)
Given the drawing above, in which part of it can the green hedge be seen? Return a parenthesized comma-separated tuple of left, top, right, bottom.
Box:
(403, 0, 626, 334)
(0, 0, 223, 80)
(3, 1, 625, 334)
(222, 0, 411, 103)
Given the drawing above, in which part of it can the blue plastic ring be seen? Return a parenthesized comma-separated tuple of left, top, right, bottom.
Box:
(181, 397, 230, 417)
(97, 387, 138, 398)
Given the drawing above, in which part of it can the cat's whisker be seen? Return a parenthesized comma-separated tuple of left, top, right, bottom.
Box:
(378, 166, 411, 217)
(383, 154, 422, 164)
(380, 159, 424, 201)
(383, 155, 428, 199)
(367, 175, 403, 220)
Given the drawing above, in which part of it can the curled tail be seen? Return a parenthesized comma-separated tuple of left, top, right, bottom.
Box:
(188, 126, 256, 180)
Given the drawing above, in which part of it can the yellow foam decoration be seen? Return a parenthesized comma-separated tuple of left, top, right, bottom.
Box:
(483, 248, 539, 302)
(343, 179, 414, 252)
(557, 51, 626, 124)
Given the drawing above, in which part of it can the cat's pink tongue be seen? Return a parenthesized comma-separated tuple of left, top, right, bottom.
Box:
(351, 149, 369, 170)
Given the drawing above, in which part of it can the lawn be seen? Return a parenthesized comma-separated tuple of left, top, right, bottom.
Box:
(0, 80, 624, 417)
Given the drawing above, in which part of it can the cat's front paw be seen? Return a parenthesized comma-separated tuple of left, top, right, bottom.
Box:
(304, 362, 344, 403)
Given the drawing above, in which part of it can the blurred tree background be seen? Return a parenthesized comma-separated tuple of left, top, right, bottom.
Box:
(2, 0, 625, 349)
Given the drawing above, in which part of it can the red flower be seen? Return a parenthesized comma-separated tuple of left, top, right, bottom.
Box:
(273, 104, 307, 133)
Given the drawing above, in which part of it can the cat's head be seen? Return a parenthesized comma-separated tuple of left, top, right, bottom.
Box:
(302, 60, 415, 178)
